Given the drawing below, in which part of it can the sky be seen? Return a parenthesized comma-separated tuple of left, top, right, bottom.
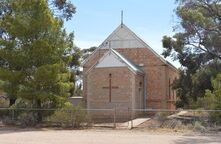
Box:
(64, 0, 181, 67)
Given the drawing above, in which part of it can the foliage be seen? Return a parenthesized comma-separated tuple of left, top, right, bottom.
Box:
(50, 102, 89, 128)
(0, 0, 77, 112)
(175, 62, 221, 108)
(50, 0, 76, 20)
(69, 47, 82, 97)
(0, 97, 9, 108)
(196, 73, 221, 124)
(17, 112, 37, 127)
(68, 46, 97, 97)
(154, 112, 170, 122)
(0, 0, 76, 40)
(9, 98, 51, 126)
(173, 69, 192, 108)
(163, 0, 221, 60)
(162, 0, 221, 107)
(70, 47, 81, 68)
(81, 46, 97, 60)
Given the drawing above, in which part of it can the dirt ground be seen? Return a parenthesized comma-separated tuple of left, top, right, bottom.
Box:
(0, 128, 221, 144)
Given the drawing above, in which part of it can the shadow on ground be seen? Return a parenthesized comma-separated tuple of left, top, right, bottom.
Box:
(0, 126, 82, 135)
(174, 135, 221, 144)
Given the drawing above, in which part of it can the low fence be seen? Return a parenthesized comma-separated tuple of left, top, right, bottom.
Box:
(0, 108, 221, 131)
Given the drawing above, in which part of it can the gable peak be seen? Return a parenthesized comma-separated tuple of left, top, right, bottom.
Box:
(99, 24, 149, 49)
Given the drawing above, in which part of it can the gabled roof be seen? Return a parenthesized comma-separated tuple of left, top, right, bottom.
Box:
(96, 50, 127, 68)
(99, 24, 147, 49)
(85, 49, 144, 75)
(82, 24, 178, 71)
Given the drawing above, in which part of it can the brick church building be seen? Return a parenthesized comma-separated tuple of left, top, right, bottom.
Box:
(82, 23, 178, 116)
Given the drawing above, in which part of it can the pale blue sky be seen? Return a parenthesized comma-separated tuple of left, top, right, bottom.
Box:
(64, 0, 180, 67)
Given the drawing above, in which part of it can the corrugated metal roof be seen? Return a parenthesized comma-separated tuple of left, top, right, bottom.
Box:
(85, 49, 144, 75)
(111, 49, 144, 74)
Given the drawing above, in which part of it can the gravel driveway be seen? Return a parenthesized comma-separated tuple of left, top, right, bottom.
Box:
(0, 128, 220, 144)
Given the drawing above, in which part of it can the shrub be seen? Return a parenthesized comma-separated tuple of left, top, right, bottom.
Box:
(17, 112, 37, 127)
(2, 116, 15, 125)
(196, 74, 221, 124)
(50, 102, 90, 128)
(0, 98, 9, 108)
(154, 112, 170, 121)
(5, 99, 48, 126)
(193, 121, 206, 133)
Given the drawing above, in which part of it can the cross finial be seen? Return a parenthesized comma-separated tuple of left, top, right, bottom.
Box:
(121, 10, 123, 28)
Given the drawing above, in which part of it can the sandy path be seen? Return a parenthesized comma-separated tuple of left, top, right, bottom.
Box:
(0, 129, 220, 144)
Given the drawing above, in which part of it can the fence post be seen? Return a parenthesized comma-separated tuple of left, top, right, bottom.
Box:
(193, 110, 196, 125)
(130, 108, 133, 129)
(71, 109, 74, 128)
(128, 107, 130, 127)
(12, 109, 15, 121)
(191, 110, 195, 131)
(113, 105, 116, 129)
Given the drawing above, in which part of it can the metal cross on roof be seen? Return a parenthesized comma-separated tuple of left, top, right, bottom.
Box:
(121, 10, 123, 28)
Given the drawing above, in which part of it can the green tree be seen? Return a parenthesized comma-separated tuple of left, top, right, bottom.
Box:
(0, 0, 76, 114)
(0, 0, 77, 106)
(68, 46, 97, 97)
(196, 73, 221, 123)
(162, 0, 221, 60)
(50, 0, 76, 20)
(69, 46, 81, 97)
(162, 0, 221, 107)
(0, 0, 76, 39)
(202, 73, 221, 110)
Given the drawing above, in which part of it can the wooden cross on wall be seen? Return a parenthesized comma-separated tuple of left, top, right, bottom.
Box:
(102, 74, 119, 102)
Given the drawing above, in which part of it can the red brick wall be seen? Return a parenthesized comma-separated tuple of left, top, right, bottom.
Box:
(87, 67, 134, 109)
(87, 67, 142, 119)
(115, 48, 175, 109)
(83, 49, 106, 100)
(83, 47, 179, 110)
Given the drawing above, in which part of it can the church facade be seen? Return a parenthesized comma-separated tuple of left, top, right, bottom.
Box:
(82, 24, 178, 118)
